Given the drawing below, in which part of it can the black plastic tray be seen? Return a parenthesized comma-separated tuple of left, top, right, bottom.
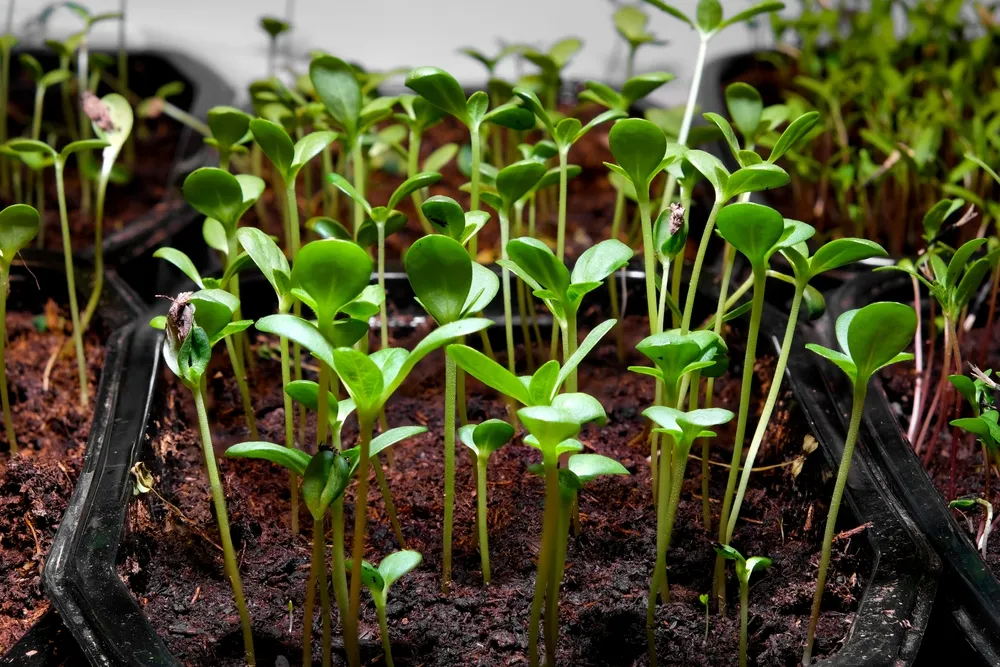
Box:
(827, 269, 1000, 665)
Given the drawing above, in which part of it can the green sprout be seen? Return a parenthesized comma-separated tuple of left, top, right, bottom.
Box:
(521, 37, 583, 110)
(259, 16, 290, 76)
(393, 95, 455, 234)
(950, 368, 1000, 501)
(344, 550, 422, 667)
(613, 5, 664, 78)
(136, 81, 211, 136)
(152, 290, 256, 665)
(802, 302, 916, 665)
(0, 204, 40, 453)
(206, 105, 251, 171)
(406, 234, 498, 591)
(950, 496, 996, 558)
(699, 592, 709, 642)
(458, 419, 515, 583)
(6, 136, 108, 406)
(715, 544, 773, 667)
(501, 237, 632, 389)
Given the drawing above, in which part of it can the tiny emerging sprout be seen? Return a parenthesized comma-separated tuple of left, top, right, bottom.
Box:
(205, 105, 252, 170)
(714, 544, 773, 667)
(699, 593, 710, 642)
(0, 204, 41, 453)
(521, 37, 583, 110)
(344, 551, 422, 667)
(136, 81, 211, 136)
(151, 290, 256, 665)
(950, 497, 995, 558)
(406, 234, 499, 592)
(802, 302, 916, 665)
(459, 419, 515, 583)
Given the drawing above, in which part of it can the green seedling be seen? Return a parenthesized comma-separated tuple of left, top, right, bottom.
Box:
(613, 5, 664, 78)
(259, 16, 290, 76)
(518, 402, 607, 667)
(344, 551, 422, 667)
(182, 167, 265, 437)
(225, 442, 349, 667)
(950, 369, 1000, 499)
(405, 65, 535, 253)
(478, 159, 546, 374)
(406, 234, 498, 591)
(43, 34, 82, 142)
(421, 194, 491, 247)
(0, 32, 16, 197)
(328, 169, 441, 348)
(521, 37, 582, 110)
(206, 105, 251, 170)
(458, 419, 515, 583)
(639, 0, 785, 212)
(6, 137, 108, 406)
(514, 86, 625, 263)
(802, 301, 916, 665)
(394, 95, 457, 234)
(501, 237, 632, 389)
(0, 204, 40, 453)
(715, 544, 772, 667)
(152, 290, 256, 665)
(643, 407, 732, 665)
(699, 593, 710, 642)
(950, 497, 996, 558)
(136, 81, 211, 136)
(725, 236, 887, 547)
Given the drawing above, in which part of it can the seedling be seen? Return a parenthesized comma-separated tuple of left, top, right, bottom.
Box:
(152, 290, 256, 665)
(136, 81, 211, 136)
(344, 550, 422, 667)
(394, 95, 457, 233)
(328, 169, 441, 348)
(950, 369, 1000, 499)
(802, 301, 916, 665)
(405, 65, 535, 253)
(500, 237, 632, 389)
(421, 194, 490, 247)
(206, 105, 251, 171)
(0, 204, 40, 453)
(406, 234, 498, 590)
(521, 37, 582, 110)
(613, 5, 664, 78)
(514, 86, 625, 264)
(699, 593, 710, 642)
(639, 0, 785, 212)
(643, 407, 732, 665)
(950, 497, 996, 558)
(6, 136, 108, 406)
(715, 544, 772, 667)
(458, 419, 515, 583)
(259, 16, 290, 76)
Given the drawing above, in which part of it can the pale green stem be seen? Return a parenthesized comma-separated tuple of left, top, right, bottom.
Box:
(557, 148, 569, 262)
(671, 193, 691, 329)
(408, 128, 434, 235)
(0, 43, 10, 198)
(321, 145, 336, 218)
(316, 517, 333, 667)
(351, 139, 365, 237)
(79, 170, 110, 334)
(468, 124, 481, 257)
(378, 223, 388, 349)
(563, 308, 578, 392)
(1, 267, 15, 452)
(54, 160, 88, 406)
(192, 387, 255, 666)
(330, 498, 354, 658)
(376, 598, 394, 667)
(443, 356, 457, 592)
(161, 101, 210, 136)
(35, 169, 46, 249)
(346, 415, 373, 667)
(658, 35, 709, 213)
(646, 431, 674, 667)
(726, 283, 805, 543)
(529, 451, 560, 667)
(373, 453, 406, 547)
(223, 335, 258, 439)
(656, 261, 670, 334)
(740, 576, 750, 667)
(545, 493, 572, 659)
(476, 454, 491, 583)
(638, 194, 659, 337)
(280, 334, 299, 534)
(78, 41, 93, 214)
(32, 85, 45, 141)
(500, 208, 516, 374)
(302, 516, 319, 667)
(680, 198, 723, 334)
(803, 384, 867, 665)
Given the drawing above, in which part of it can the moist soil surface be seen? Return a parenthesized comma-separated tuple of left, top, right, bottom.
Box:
(0, 304, 107, 651)
(121, 314, 867, 667)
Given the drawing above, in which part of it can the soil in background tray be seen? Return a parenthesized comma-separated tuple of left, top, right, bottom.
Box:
(120, 315, 868, 667)
(0, 304, 107, 651)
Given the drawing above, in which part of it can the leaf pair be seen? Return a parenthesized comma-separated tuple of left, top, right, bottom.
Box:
(421, 195, 490, 246)
(405, 235, 498, 325)
(642, 0, 785, 38)
(644, 406, 734, 445)
(631, 330, 729, 401)
(183, 168, 265, 234)
(405, 67, 535, 133)
(715, 202, 814, 270)
(514, 87, 626, 152)
(581, 73, 675, 112)
(250, 119, 337, 185)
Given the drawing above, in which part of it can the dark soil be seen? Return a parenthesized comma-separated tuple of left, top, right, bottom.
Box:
(120, 315, 868, 667)
(0, 304, 107, 651)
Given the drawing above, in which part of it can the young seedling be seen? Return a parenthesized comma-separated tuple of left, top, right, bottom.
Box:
(479, 159, 546, 374)
(613, 4, 664, 78)
(136, 81, 211, 136)
(152, 290, 256, 665)
(259, 16, 290, 76)
(500, 237, 632, 389)
(639, 0, 785, 212)
(6, 137, 108, 406)
(458, 419, 515, 583)
(714, 544, 773, 667)
(421, 194, 491, 247)
(182, 167, 266, 437)
(950, 497, 996, 558)
(406, 234, 498, 591)
(724, 236, 887, 547)
(521, 37, 583, 110)
(0, 204, 40, 453)
(206, 105, 251, 171)
(328, 169, 441, 348)
(514, 86, 625, 264)
(405, 65, 535, 252)
(344, 550, 422, 667)
(950, 369, 1000, 499)
(394, 95, 457, 234)
(802, 301, 916, 665)
(518, 401, 607, 667)
(699, 593, 710, 642)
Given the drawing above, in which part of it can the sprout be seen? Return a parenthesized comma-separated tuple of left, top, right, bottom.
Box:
(715, 544, 773, 667)
(458, 419, 515, 583)
(394, 95, 456, 234)
(612, 5, 664, 78)
(259, 16, 290, 76)
(949, 497, 995, 558)
(206, 105, 252, 170)
(0, 32, 16, 198)
(6, 136, 108, 406)
(643, 407, 732, 666)
(151, 290, 256, 665)
(500, 237, 632, 390)
(0, 204, 40, 453)
(136, 81, 210, 136)
(521, 37, 583, 110)
(406, 234, 498, 592)
(802, 302, 916, 665)
(344, 550, 422, 667)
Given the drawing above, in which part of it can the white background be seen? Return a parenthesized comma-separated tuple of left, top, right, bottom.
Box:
(6, 1, 773, 106)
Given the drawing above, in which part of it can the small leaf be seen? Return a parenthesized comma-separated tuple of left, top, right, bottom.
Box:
(405, 235, 472, 325)
(845, 302, 917, 382)
(422, 195, 466, 240)
(608, 118, 667, 190)
(483, 102, 536, 131)
(462, 262, 500, 316)
(557, 320, 616, 390)
(327, 172, 373, 217)
(567, 454, 629, 483)
(550, 393, 607, 427)
(250, 118, 294, 179)
(0, 204, 40, 262)
(946, 238, 987, 291)
(237, 227, 291, 301)
(333, 348, 384, 414)
(621, 72, 674, 105)
(808, 238, 887, 278)
(183, 167, 244, 227)
(719, 1, 785, 30)
(306, 216, 352, 241)
(301, 450, 350, 519)
(153, 247, 204, 288)
(461, 419, 515, 458)
(715, 202, 785, 267)
(378, 550, 423, 592)
(311, 55, 362, 140)
(571, 239, 632, 285)
(724, 163, 789, 200)
(291, 239, 373, 318)
(769, 111, 820, 163)
(696, 0, 723, 32)
(529, 360, 561, 406)
(389, 171, 441, 212)
(207, 106, 251, 150)
(292, 130, 337, 174)
(496, 160, 547, 206)
(447, 344, 532, 406)
(405, 67, 470, 127)
(517, 406, 581, 450)
(225, 441, 310, 476)
(256, 314, 336, 368)
(726, 82, 763, 140)
(506, 237, 570, 297)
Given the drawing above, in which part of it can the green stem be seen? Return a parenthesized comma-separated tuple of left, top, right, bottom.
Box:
(726, 283, 805, 543)
(378, 222, 388, 349)
(223, 335, 258, 439)
(373, 453, 406, 547)
(671, 193, 690, 329)
(346, 415, 373, 667)
(565, 311, 578, 392)
(54, 161, 88, 406)
(376, 598, 394, 667)
(803, 383, 867, 666)
(476, 455, 491, 583)
(545, 494, 571, 660)
(646, 432, 674, 667)
(161, 101, 210, 136)
(557, 148, 569, 262)
(321, 145, 336, 218)
(286, 179, 301, 258)
(35, 168, 46, 249)
(0, 43, 10, 198)
(468, 124, 481, 257)
(408, 129, 435, 235)
(1, 267, 15, 453)
(351, 138, 365, 237)
(280, 334, 299, 534)
(302, 519, 318, 667)
(443, 356, 457, 592)
(32, 85, 44, 142)
(192, 387, 255, 666)
(500, 208, 516, 374)
(638, 195, 659, 337)
(740, 577, 749, 667)
(680, 198, 723, 334)
(79, 171, 109, 334)
(315, 517, 332, 667)
(330, 498, 354, 656)
(529, 451, 560, 667)
(656, 261, 670, 334)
